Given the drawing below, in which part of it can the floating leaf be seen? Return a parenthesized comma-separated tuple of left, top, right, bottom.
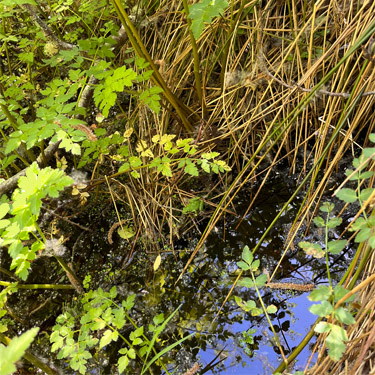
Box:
(117, 226, 135, 240)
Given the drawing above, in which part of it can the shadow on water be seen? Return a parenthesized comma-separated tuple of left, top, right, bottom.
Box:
(2, 169, 354, 375)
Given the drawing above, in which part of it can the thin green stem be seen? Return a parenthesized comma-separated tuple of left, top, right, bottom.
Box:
(325, 214, 332, 287)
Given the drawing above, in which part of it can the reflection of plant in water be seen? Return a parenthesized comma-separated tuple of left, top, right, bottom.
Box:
(237, 328, 257, 356)
(50, 285, 193, 374)
(235, 246, 285, 358)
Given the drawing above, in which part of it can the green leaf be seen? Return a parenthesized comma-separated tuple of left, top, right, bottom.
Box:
(238, 277, 254, 288)
(254, 274, 267, 287)
(139, 86, 163, 113)
(350, 217, 367, 231)
(141, 333, 195, 375)
(308, 285, 332, 301)
(333, 285, 355, 303)
(0, 219, 10, 229)
(313, 216, 325, 227)
(326, 325, 348, 361)
(188, 0, 229, 39)
(334, 307, 355, 325)
(314, 321, 331, 334)
(123, 294, 136, 310)
(250, 307, 263, 316)
(237, 260, 250, 271)
(0, 327, 39, 375)
(355, 227, 372, 243)
(327, 217, 342, 228)
(182, 197, 203, 215)
(160, 161, 172, 177)
(118, 162, 130, 173)
(320, 202, 335, 212)
(128, 348, 136, 359)
(71, 143, 81, 155)
(19, 51, 34, 63)
(251, 259, 260, 272)
(0, 203, 10, 220)
(118, 355, 129, 373)
(117, 226, 135, 240)
(327, 240, 346, 254)
(309, 301, 333, 317)
(336, 188, 357, 203)
(235, 296, 256, 312)
(359, 187, 374, 201)
(241, 245, 253, 265)
(184, 160, 199, 176)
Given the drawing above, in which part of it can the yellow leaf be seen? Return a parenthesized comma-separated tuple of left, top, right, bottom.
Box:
(153, 254, 161, 271)
(152, 135, 160, 143)
(124, 128, 133, 138)
(141, 149, 154, 158)
(136, 140, 148, 153)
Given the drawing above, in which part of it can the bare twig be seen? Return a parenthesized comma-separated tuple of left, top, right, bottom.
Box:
(41, 207, 92, 232)
(21, 4, 75, 50)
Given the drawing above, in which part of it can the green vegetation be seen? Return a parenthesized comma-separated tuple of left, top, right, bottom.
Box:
(0, 0, 375, 373)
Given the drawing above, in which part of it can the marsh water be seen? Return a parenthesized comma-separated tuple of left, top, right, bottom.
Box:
(3, 165, 354, 375)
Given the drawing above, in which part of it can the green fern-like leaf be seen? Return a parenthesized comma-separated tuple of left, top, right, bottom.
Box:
(94, 66, 137, 117)
(188, 0, 228, 39)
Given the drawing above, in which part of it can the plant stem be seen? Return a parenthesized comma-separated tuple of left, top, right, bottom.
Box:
(111, 0, 195, 133)
(182, 0, 206, 117)
(325, 214, 332, 287)
(0, 280, 74, 289)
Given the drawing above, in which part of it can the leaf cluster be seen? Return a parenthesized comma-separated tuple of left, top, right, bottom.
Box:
(308, 285, 356, 361)
(0, 163, 73, 279)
